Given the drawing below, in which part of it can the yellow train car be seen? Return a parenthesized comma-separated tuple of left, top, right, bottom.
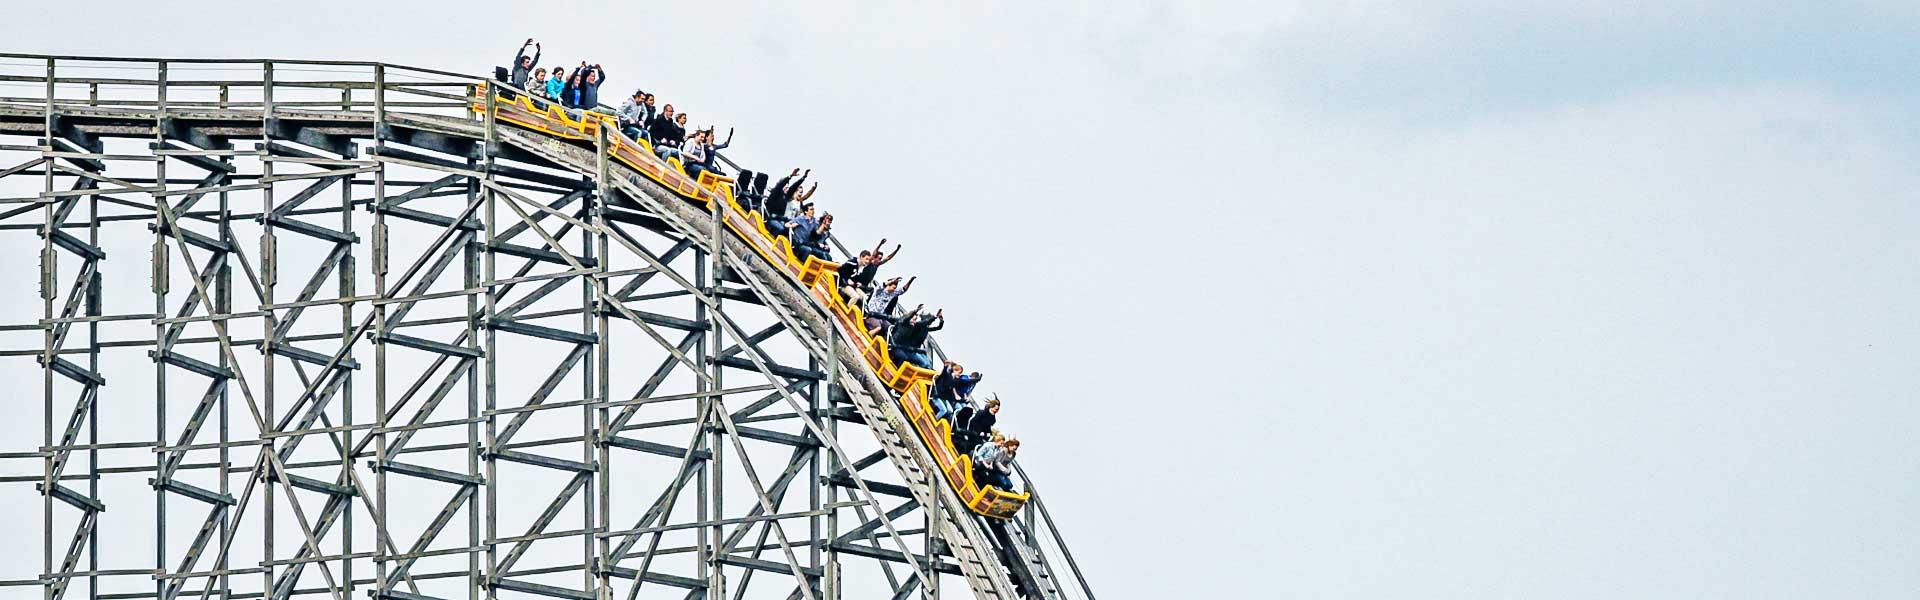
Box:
(474, 84, 1031, 519)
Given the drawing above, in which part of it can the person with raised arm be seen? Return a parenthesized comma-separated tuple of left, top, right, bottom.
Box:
(849, 239, 899, 294)
(578, 63, 608, 113)
(887, 305, 944, 369)
(510, 38, 542, 89)
(837, 250, 874, 306)
(558, 68, 586, 109)
(697, 127, 732, 176)
(862, 276, 914, 336)
(764, 168, 807, 231)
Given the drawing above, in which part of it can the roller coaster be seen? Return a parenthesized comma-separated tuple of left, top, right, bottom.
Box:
(0, 53, 1093, 600)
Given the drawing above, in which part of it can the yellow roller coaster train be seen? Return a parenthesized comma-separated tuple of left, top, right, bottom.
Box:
(473, 83, 1032, 519)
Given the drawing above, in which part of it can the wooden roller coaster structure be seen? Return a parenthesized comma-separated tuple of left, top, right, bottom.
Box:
(0, 53, 1093, 600)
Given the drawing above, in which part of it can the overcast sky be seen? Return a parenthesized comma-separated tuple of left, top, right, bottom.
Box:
(1, 1, 1917, 598)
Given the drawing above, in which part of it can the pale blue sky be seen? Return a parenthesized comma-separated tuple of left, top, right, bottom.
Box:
(0, 1, 1915, 598)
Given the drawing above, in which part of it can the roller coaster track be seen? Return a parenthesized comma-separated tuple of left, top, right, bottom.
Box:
(0, 54, 1091, 600)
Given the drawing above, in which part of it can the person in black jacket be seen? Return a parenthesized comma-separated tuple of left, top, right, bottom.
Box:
(558, 69, 586, 109)
(651, 112, 690, 162)
(887, 306, 943, 369)
(646, 104, 680, 150)
(762, 168, 811, 231)
(837, 250, 873, 306)
(850, 239, 898, 291)
(951, 397, 1000, 455)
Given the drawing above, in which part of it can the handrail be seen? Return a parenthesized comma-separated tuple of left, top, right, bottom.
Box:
(0, 52, 473, 77)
